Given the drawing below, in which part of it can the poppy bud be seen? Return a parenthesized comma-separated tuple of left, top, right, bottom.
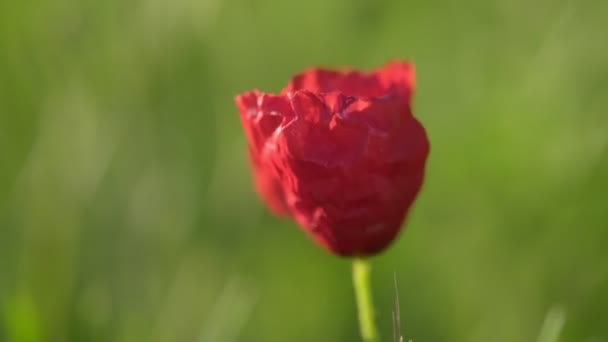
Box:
(236, 61, 429, 256)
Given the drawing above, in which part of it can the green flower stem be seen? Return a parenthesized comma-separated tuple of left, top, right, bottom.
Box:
(353, 257, 379, 342)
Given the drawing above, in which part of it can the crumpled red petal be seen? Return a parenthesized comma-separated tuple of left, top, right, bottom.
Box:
(235, 61, 429, 256)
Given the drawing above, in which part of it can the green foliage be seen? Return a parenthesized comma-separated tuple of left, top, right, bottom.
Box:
(1, 0, 607, 341)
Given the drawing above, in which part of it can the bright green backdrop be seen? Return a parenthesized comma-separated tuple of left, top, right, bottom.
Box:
(1, 0, 607, 341)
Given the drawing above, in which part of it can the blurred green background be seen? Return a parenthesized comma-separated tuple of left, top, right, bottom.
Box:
(1, 0, 608, 341)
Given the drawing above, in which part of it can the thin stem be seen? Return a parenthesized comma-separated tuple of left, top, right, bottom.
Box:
(352, 257, 379, 342)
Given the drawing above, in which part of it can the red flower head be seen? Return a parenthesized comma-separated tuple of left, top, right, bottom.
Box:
(236, 61, 430, 256)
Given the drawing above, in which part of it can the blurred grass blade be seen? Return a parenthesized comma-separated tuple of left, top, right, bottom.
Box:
(3, 292, 42, 342)
(199, 277, 257, 342)
(537, 306, 566, 342)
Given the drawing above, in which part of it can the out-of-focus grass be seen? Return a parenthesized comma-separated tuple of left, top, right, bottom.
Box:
(537, 306, 566, 342)
(1, 0, 607, 341)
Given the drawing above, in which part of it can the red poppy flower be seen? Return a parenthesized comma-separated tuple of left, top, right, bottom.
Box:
(236, 61, 430, 256)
